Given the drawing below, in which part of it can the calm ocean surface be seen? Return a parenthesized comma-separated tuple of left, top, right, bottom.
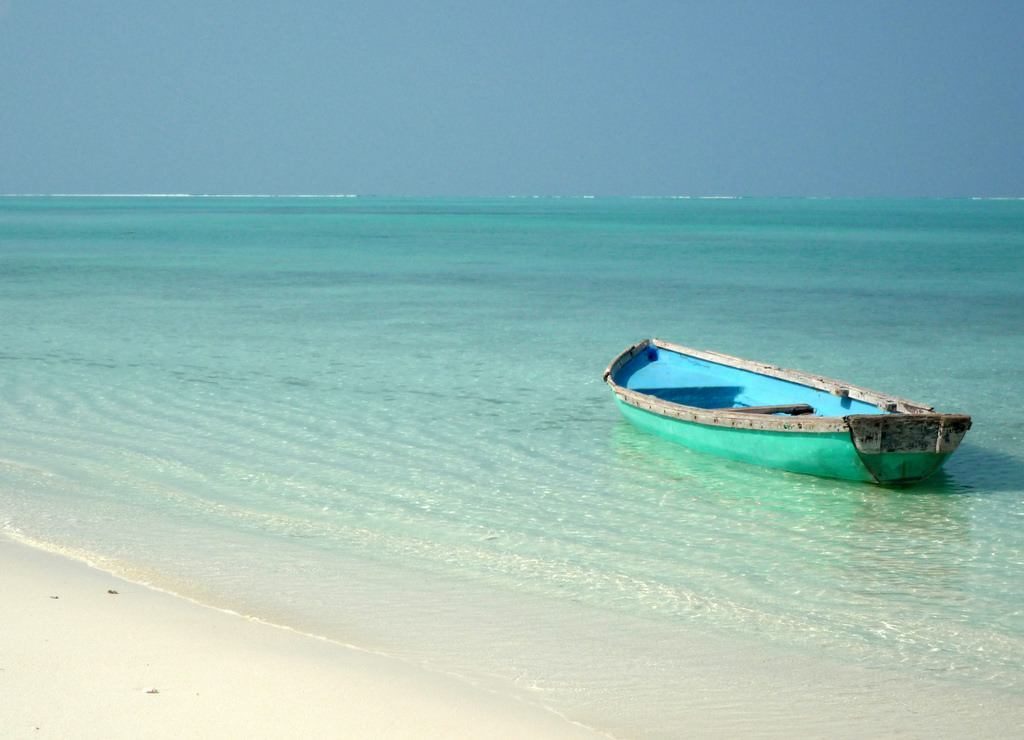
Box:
(2, 196, 1023, 735)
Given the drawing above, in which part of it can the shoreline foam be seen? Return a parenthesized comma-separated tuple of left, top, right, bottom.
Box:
(0, 535, 601, 739)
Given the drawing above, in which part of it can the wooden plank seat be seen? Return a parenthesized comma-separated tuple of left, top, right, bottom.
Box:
(715, 403, 815, 416)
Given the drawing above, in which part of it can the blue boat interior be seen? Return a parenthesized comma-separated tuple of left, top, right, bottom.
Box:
(614, 345, 886, 417)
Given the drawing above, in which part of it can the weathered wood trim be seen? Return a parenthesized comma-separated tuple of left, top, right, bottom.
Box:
(604, 339, 846, 432)
(602, 338, 648, 384)
(720, 404, 815, 416)
(650, 338, 936, 414)
(603, 339, 973, 447)
(613, 387, 850, 432)
(847, 414, 972, 455)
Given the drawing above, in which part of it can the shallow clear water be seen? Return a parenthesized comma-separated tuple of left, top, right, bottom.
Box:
(2, 196, 1023, 734)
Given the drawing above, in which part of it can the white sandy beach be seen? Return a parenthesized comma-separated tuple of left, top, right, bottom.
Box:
(0, 536, 600, 739)
(5, 537, 1024, 739)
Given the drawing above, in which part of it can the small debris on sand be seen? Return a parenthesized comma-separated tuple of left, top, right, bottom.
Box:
(145, 688, 160, 694)
(107, 589, 119, 595)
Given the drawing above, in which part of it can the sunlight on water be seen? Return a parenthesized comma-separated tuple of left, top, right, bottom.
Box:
(1, 197, 1023, 733)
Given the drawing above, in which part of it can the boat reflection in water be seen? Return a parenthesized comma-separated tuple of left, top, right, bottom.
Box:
(603, 420, 1024, 688)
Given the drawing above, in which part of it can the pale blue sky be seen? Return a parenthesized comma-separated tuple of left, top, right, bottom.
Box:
(1, 1, 1021, 196)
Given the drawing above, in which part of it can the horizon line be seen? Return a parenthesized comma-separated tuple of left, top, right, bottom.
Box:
(1, 193, 1023, 201)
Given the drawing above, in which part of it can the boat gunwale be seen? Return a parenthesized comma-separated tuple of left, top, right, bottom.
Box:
(602, 338, 970, 435)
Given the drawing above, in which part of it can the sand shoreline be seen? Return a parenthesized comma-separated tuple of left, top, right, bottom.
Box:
(5, 532, 1024, 739)
(0, 535, 601, 739)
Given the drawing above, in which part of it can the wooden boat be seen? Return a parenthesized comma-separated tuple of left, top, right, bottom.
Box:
(603, 339, 971, 485)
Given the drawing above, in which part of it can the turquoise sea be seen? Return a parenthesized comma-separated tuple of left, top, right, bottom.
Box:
(2, 196, 1023, 736)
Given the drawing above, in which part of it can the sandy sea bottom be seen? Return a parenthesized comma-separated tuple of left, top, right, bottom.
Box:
(1, 196, 1023, 735)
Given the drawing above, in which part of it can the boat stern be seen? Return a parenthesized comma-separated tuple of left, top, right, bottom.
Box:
(846, 413, 972, 484)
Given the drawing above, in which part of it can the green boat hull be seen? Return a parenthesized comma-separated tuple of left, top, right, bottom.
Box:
(615, 399, 951, 484)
